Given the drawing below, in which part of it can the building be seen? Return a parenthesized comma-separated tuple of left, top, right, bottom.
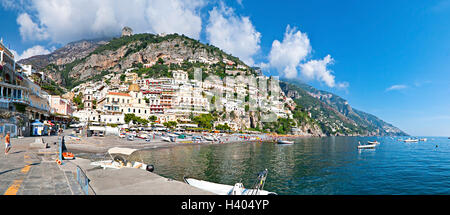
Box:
(47, 95, 74, 116)
(121, 26, 133, 37)
(0, 40, 51, 136)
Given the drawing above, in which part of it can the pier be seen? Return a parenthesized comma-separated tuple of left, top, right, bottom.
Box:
(0, 134, 213, 195)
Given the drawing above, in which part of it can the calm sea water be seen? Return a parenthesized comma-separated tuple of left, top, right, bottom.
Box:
(128, 137, 450, 195)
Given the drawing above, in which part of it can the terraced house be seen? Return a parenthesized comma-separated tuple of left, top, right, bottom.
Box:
(0, 39, 51, 136)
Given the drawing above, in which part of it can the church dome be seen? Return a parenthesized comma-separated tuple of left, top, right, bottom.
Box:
(128, 84, 141, 92)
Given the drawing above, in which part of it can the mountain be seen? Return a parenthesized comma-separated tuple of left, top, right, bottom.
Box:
(19, 32, 407, 136)
(280, 79, 408, 136)
(20, 33, 252, 90)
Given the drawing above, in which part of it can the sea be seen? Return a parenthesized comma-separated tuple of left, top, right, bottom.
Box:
(88, 136, 450, 195)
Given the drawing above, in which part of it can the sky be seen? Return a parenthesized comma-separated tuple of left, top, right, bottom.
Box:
(0, 0, 449, 136)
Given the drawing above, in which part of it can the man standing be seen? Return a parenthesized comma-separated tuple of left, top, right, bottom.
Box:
(5, 132, 11, 155)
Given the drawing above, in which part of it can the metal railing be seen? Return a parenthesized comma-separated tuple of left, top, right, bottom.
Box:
(76, 166, 90, 195)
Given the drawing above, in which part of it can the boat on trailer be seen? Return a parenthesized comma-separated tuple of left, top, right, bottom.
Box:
(184, 169, 277, 195)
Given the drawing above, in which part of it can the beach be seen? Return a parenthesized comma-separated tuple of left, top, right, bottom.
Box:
(63, 129, 307, 154)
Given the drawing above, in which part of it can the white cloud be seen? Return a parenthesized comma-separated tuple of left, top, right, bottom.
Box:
(206, 3, 261, 66)
(267, 25, 347, 88)
(11, 45, 52, 61)
(268, 25, 311, 79)
(9, 0, 205, 44)
(299, 55, 347, 88)
(386, 84, 408, 92)
(17, 13, 49, 41)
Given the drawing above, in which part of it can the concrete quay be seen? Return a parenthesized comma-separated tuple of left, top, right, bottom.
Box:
(0, 135, 84, 195)
(69, 158, 213, 195)
(0, 134, 213, 195)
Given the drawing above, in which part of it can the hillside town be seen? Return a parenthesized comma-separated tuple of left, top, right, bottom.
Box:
(0, 36, 301, 138)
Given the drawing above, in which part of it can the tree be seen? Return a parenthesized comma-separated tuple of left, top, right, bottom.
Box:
(163, 121, 177, 129)
(192, 114, 215, 129)
(215, 123, 231, 131)
(148, 115, 157, 122)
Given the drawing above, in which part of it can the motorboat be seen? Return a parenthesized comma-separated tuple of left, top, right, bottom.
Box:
(368, 141, 380, 144)
(90, 147, 154, 172)
(419, 138, 427, 142)
(403, 138, 419, 143)
(184, 169, 277, 195)
(357, 141, 376, 149)
(277, 139, 294, 144)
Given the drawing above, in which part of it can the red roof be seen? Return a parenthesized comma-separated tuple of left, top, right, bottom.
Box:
(108, 92, 131, 97)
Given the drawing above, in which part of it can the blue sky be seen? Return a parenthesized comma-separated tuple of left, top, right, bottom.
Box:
(1, 0, 449, 136)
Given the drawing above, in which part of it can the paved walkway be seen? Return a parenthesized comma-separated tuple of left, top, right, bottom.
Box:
(0, 135, 84, 195)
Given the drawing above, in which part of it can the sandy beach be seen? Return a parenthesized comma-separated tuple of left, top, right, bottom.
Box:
(62, 129, 307, 154)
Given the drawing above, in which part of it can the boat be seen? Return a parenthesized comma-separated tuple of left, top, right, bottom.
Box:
(403, 138, 419, 143)
(368, 141, 380, 144)
(90, 147, 154, 172)
(161, 136, 172, 142)
(126, 134, 134, 141)
(184, 169, 277, 195)
(357, 141, 376, 149)
(62, 152, 75, 160)
(419, 138, 427, 142)
(61, 140, 75, 160)
(277, 139, 294, 145)
(137, 133, 148, 139)
(203, 136, 215, 141)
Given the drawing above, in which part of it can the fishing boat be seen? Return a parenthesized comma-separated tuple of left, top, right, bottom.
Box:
(403, 138, 419, 143)
(90, 147, 154, 172)
(184, 169, 277, 195)
(357, 141, 376, 149)
(277, 139, 294, 145)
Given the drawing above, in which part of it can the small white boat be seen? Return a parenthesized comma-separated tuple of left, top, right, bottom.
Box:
(357, 144, 376, 149)
(357, 141, 376, 149)
(277, 139, 294, 144)
(90, 147, 154, 172)
(368, 141, 380, 144)
(184, 169, 276, 195)
(203, 136, 215, 141)
(419, 138, 427, 142)
(161, 136, 172, 142)
(403, 138, 419, 143)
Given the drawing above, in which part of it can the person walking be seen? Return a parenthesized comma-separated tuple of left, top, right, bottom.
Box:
(4, 132, 11, 156)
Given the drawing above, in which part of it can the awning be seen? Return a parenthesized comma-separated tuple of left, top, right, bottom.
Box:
(107, 147, 138, 156)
